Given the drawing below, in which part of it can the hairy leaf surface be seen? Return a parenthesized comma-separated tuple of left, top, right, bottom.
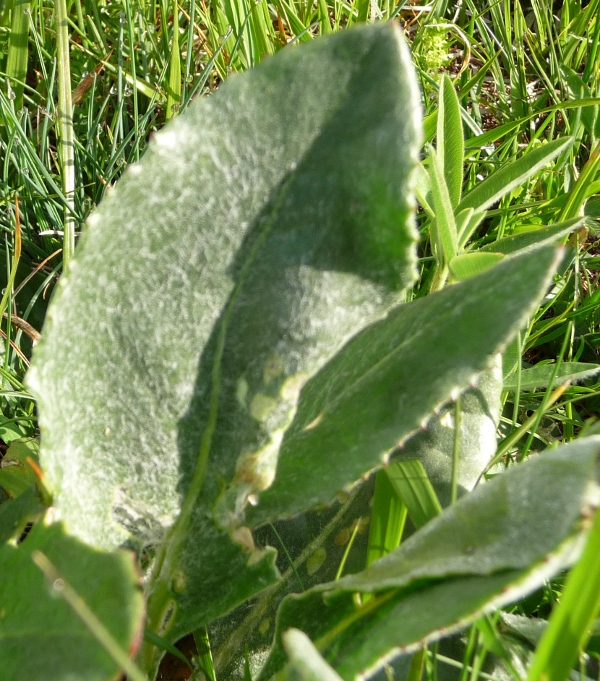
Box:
(259, 438, 600, 680)
(249, 245, 560, 524)
(28, 23, 421, 639)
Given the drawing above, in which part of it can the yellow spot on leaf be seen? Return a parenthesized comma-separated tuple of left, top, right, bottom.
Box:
(280, 373, 309, 401)
(263, 355, 284, 385)
(172, 570, 186, 593)
(250, 393, 278, 422)
(335, 528, 351, 546)
(231, 526, 255, 553)
(236, 377, 249, 409)
(306, 547, 326, 575)
(304, 413, 324, 431)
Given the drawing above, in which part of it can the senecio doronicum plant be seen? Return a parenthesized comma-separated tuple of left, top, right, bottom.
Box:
(2, 21, 600, 681)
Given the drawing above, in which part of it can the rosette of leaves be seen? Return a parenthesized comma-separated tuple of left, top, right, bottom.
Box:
(14, 22, 589, 681)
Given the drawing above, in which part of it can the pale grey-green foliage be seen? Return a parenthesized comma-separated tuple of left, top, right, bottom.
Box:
(259, 438, 600, 680)
(18, 20, 590, 681)
(249, 246, 560, 525)
(28, 23, 422, 644)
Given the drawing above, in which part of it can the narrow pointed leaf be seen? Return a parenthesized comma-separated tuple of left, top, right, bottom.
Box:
(0, 521, 145, 681)
(504, 362, 600, 391)
(367, 470, 407, 566)
(385, 459, 442, 528)
(479, 218, 584, 255)
(449, 252, 504, 280)
(437, 75, 464, 209)
(165, 0, 181, 120)
(457, 209, 485, 249)
(428, 146, 458, 265)
(414, 162, 433, 217)
(5, 0, 30, 112)
(457, 137, 573, 214)
(249, 245, 561, 525)
(27, 23, 422, 644)
(259, 438, 600, 681)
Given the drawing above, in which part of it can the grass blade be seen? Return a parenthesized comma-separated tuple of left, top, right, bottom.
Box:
(165, 0, 181, 120)
(385, 459, 442, 529)
(6, 0, 30, 112)
(367, 469, 408, 566)
(527, 506, 600, 681)
(55, 0, 76, 268)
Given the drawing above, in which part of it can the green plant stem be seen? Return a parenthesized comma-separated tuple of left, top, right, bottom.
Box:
(55, 0, 76, 268)
(270, 522, 305, 591)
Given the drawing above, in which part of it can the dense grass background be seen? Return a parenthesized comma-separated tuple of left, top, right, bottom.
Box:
(1, 0, 600, 678)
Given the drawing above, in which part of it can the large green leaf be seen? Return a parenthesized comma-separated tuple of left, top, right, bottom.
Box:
(27, 23, 422, 650)
(0, 520, 144, 681)
(258, 437, 600, 681)
(248, 244, 560, 525)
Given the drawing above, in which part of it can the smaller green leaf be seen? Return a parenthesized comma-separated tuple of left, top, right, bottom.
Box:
(449, 252, 504, 280)
(0, 438, 41, 498)
(437, 75, 464, 209)
(385, 459, 442, 529)
(504, 362, 600, 391)
(479, 218, 584, 255)
(279, 629, 344, 681)
(250, 245, 560, 525)
(0, 487, 44, 543)
(457, 137, 573, 215)
(259, 438, 600, 681)
(428, 145, 458, 266)
(0, 520, 145, 681)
